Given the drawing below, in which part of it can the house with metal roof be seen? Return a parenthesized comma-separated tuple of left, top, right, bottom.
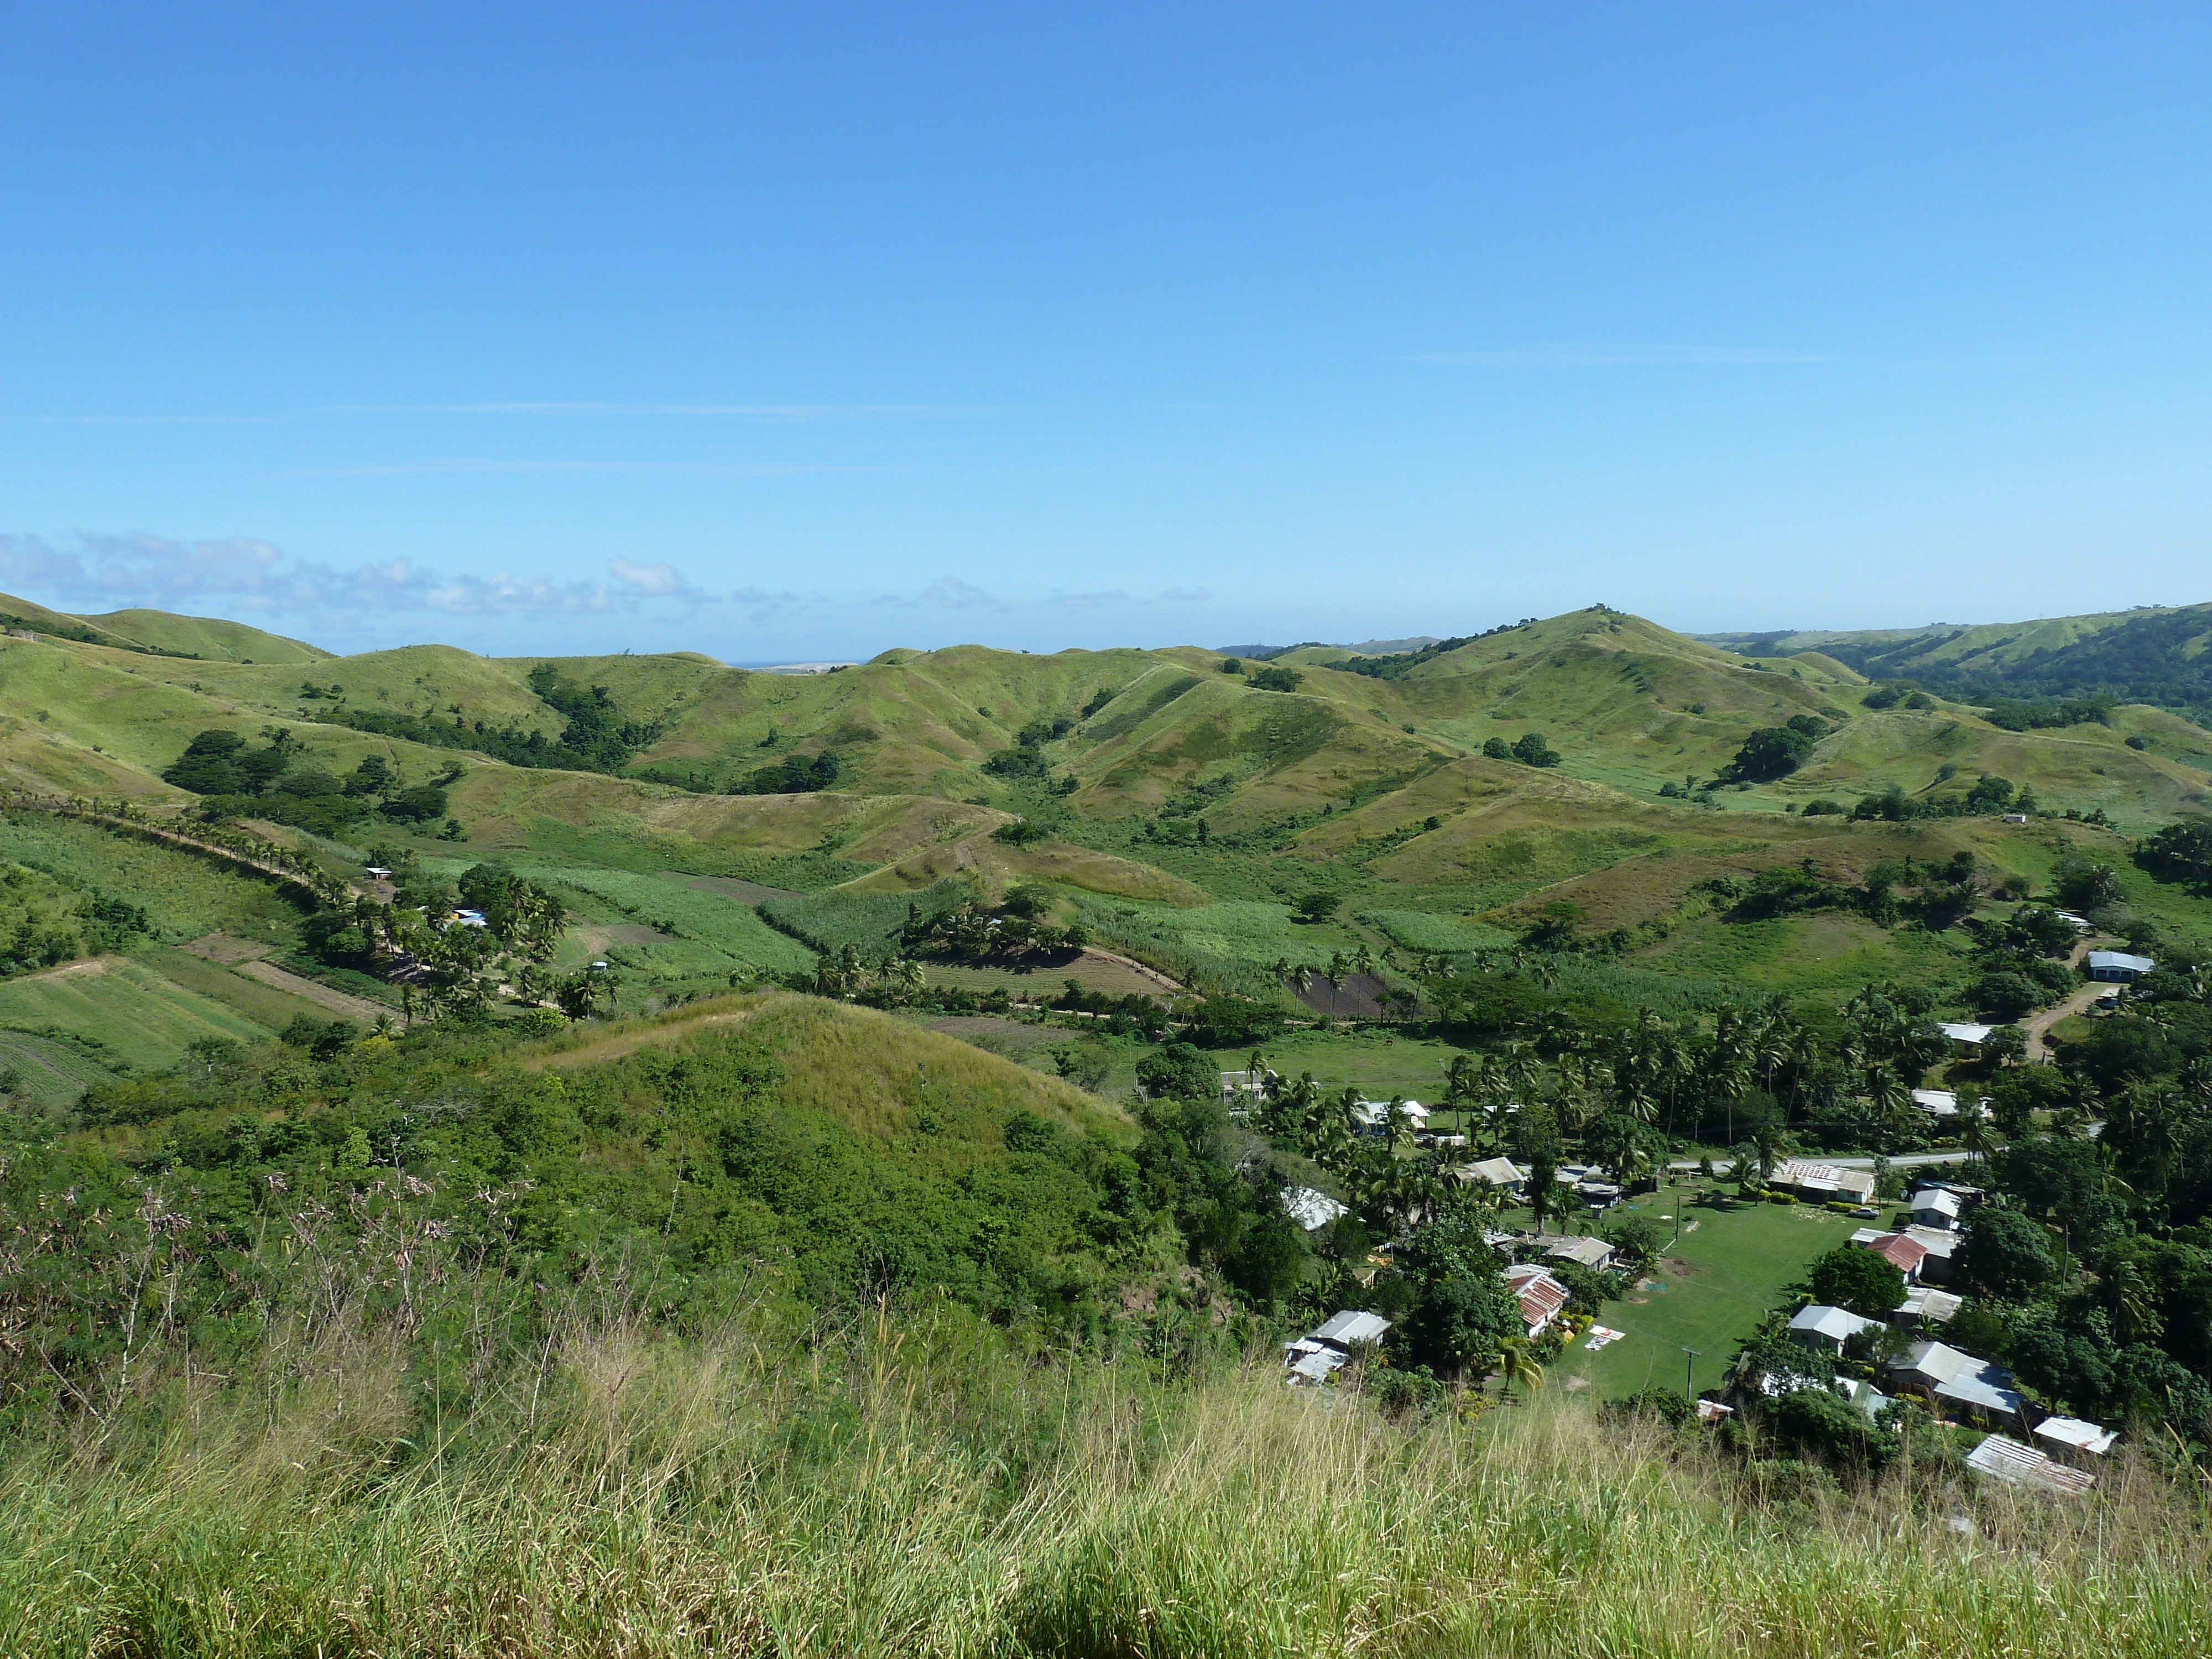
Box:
(1788, 1304, 1881, 1354)
(1282, 1187, 1348, 1232)
(1892, 1286, 1962, 1324)
(1282, 1309, 1393, 1385)
(1903, 1225, 1961, 1282)
(2088, 951, 2156, 983)
(1938, 1021, 1995, 1052)
(1456, 1156, 1527, 1192)
(1537, 1233, 1619, 1271)
(1503, 1263, 1571, 1338)
(1966, 1434, 2096, 1495)
(1908, 1187, 1964, 1230)
(1853, 1229, 1929, 1280)
(1890, 1340, 2024, 1425)
(1772, 1159, 1878, 1204)
(1349, 1099, 1430, 1136)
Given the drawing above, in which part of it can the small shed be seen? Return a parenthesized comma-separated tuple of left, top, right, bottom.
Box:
(2088, 951, 2156, 983)
(1966, 1434, 2096, 1495)
(2033, 1416, 2119, 1459)
(1893, 1286, 1962, 1324)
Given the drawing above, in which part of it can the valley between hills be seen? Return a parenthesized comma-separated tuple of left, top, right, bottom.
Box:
(5, 592, 2212, 1655)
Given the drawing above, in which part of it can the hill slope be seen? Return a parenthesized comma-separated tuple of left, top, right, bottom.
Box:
(1703, 603, 2212, 718)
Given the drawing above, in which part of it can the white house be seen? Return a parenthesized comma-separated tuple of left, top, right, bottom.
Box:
(1282, 1187, 1349, 1232)
(1911, 1090, 1985, 1122)
(2088, 951, 2156, 984)
(1219, 1068, 1279, 1108)
(1908, 1187, 1964, 1231)
(1788, 1304, 1881, 1354)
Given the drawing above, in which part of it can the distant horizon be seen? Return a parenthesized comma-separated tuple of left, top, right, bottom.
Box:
(7, 578, 2205, 667)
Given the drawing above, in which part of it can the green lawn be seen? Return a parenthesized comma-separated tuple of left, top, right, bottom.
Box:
(1259, 1026, 1466, 1102)
(1552, 1187, 1859, 1398)
(1630, 912, 1975, 1002)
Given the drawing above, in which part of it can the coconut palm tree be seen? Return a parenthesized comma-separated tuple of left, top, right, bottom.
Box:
(1495, 1337, 1545, 1400)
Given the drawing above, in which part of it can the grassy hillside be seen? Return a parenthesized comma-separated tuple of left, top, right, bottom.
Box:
(1704, 602, 2212, 718)
(77, 607, 333, 664)
(6, 589, 2212, 1035)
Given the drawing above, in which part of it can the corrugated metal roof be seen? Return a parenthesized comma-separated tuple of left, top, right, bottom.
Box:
(1790, 1305, 1880, 1342)
(1283, 1187, 1348, 1231)
(1967, 1434, 2095, 1494)
(1309, 1310, 1391, 1347)
(1504, 1263, 1571, 1331)
(2033, 1416, 2119, 1456)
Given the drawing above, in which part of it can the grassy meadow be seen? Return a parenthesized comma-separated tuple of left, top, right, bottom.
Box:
(6, 1308, 2209, 1659)
(0, 957, 268, 1070)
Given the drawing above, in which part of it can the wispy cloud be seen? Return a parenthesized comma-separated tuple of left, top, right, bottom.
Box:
(0, 531, 713, 619)
(1411, 344, 1830, 367)
(872, 576, 1005, 612)
(1048, 586, 1213, 609)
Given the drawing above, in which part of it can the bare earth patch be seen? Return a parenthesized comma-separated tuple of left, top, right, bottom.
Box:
(185, 931, 270, 964)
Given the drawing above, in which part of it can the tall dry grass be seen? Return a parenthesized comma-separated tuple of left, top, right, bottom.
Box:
(3, 1306, 2208, 1657)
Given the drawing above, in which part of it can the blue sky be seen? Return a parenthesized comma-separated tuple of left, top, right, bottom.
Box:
(3, 4, 2208, 660)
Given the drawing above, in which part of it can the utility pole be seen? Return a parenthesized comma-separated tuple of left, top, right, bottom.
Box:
(1682, 1346, 1702, 1399)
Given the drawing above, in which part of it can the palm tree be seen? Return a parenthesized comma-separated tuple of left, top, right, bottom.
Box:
(1495, 1337, 1545, 1400)
(2099, 1259, 2160, 1344)
(1958, 1102, 1994, 1170)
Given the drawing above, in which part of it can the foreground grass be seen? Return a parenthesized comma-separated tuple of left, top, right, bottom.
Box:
(4, 1308, 2208, 1658)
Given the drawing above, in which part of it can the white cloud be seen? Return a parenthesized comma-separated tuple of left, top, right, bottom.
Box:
(0, 531, 706, 620)
(873, 575, 1005, 612)
(608, 558, 691, 597)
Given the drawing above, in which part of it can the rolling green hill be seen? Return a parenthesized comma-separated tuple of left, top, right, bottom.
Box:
(76, 607, 333, 665)
(1702, 602, 2212, 718)
(4, 588, 2211, 1023)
